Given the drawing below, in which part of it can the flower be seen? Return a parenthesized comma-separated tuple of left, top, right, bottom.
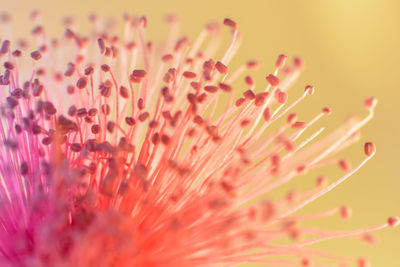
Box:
(0, 12, 397, 267)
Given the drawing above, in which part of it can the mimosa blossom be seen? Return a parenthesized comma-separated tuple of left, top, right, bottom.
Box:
(0, 12, 397, 267)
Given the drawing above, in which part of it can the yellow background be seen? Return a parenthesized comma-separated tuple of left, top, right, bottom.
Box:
(2, 0, 399, 265)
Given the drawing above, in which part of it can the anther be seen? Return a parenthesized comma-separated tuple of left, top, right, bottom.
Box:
(32, 84, 44, 97)
(149, 120, 159, 128)
(304, 85, 314, 95)
(275, 54, 287, 69)
(162, 111, 172, 120)
(137, 98, 145, 110)
(139, 16, 147, 27)
(64, 63, 75, 77)
(243, 89, 255, 100)
(254, 93, 268, 107)
(235, 98, 245, 107)
(64, 28, 75, 39)
(11, 88, 23, 99)
(0, 40, 10, 55)
(30, 51, 42, 60)
(340, 205, 352, 219)
(125, 117, 135, 126)
(263, 107, 271, 121)
(338, 159, 351, 172)
(316, 175, 328, 188)
(44, 102, 57, 115)
(266, 74, 279, 87)
(197, 93, 207, 103)
(193, 115, 204, 125)
(84, 66, 94, 75)
(287, 113, 297, 124)
(6, 97, 18, 109)
(183, 71, 197, 79)
(215, 61, 228, 74)
(294, 57, 304, 70)
(42, 137, 53, 146)
(204, 85, 218, 93)
(98, 38, 106, 54)
(67, 85, 75, 95)
(88, 108, 98, 116)
(12, 50, 21, 57)
(76, 77, 88, 89)
(132, 69, 147, 78)
(4, 61, 14, 70)
(100, 84, 111, 97)
(219, 83, 232, 92)
(20, 162, 29, 175)
(119, 86, 129, 98)
(187, 93, 197, 104)
(151, 133, 160, 145)
(291, 121, 306, 129)
(101, 104, 111, 115)
(190, 82, 201, 91)
(245, 75, 255, 86)
(91, 124, 100, 134)
(364, 97, 377, 110)
(70, 143, 83, 152)
(138, 112, 150, 122)
(203, 59, 215, 71)
(174, 37, 188, 52)
(277, 91, 288, 104)
(107, 121, 115, 133)
(223, 18, 238, 29)
(246, 60, 260, 70)
(322, 107, 332, 115)
(240, 119, 251, 127)
(388, 216, 399, 227)
(301, 258, 311, 266)
(101, 64, 110, 72)
(364, 142, 376, 157)
(162, 54, 173, 63)
(357, 258, 371, 267)
(161, 134, 170, 145)
(296, 165, 306, 174)
(76, 108, 87, 117)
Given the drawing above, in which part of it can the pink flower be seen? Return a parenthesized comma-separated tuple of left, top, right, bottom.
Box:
(0, 12, 397, 267)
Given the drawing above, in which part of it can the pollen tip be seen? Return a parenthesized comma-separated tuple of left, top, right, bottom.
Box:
(244, 75, 255, 86)
(265, 74, 279, 87)
(340, 205, 352, 219)
(357, 258, 371, 267)
(338, 159, 351, 172)
(322, 106, 331, 115)
(364, 97, 377, 111)
(294, 57, 305, 70)
(304, 85, 314, 95)
(387, 216, 399, 228)
(139, 16, 147, 27)
(246, 60, 260, 70)
(296, 165, 306, 174)
(223, 18, 238, 29)
(215, 61, 228, 74)
(164, 14, 178, 25)
(263, 107, 271, 121)
(316, 175, 328, 188)
(277, 91, 287, 104)
(364, 142, 376, 157)
(30, 50, 42, 61)
(291, 121, 306, 130)
(275, 54, 287, 69)
(301, 258, 311, 266)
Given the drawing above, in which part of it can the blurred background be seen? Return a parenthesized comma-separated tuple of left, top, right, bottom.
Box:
(1, 0, 399, 265)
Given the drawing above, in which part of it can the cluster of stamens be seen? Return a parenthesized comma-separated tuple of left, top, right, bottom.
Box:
(0, 12, 397, 267)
